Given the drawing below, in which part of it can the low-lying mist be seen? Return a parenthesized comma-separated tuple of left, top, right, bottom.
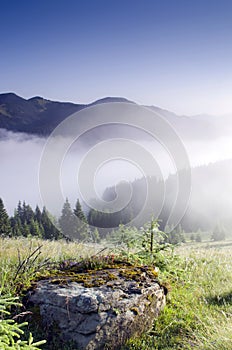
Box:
(0, 129, 45, 214)
(1, 118, 232, 233)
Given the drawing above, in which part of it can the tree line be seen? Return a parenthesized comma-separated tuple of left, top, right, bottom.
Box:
(0, 197, 97, 241)
(0, 197, 227, 242)
(0, 198, 61, 240)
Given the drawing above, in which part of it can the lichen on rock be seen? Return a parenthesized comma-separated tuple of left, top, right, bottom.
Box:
(26, 264, 166, 350)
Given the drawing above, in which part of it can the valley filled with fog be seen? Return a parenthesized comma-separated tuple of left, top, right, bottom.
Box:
(1, 101, 232, 234)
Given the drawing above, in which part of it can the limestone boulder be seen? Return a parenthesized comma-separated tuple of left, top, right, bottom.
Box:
(27, 266, 166, 349)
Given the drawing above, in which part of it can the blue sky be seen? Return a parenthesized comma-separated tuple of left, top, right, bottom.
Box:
(1, 0, 232, 115)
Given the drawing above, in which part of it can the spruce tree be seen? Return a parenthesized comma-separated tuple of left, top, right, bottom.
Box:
(10, 215, 23, 237)
(74, 199, 87, 222)
(35, 205, 42, 223)
(41, 207, 62, 240)
(24, 203, 34, 222)
(17, 201, 23, 222)
(0, 198, 11, 237)
(59, 199, 77, 240)
(22, 222, 31, 237)
(73, 199, 89, 241)
(29, 218, 42, 237)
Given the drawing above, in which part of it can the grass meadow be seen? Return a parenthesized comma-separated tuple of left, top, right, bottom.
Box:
(0, 237, 232, 349)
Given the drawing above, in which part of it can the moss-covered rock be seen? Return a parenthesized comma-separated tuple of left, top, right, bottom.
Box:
(25, 262, 166, 350)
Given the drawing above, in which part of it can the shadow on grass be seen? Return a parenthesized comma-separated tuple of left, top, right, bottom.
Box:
(206, 292, 232, 306)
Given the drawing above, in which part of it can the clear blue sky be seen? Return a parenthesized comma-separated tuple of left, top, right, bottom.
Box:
(1, 0, 232, 115)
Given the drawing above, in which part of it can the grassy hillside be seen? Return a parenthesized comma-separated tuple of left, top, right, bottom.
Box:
(0, 237, 232, 349)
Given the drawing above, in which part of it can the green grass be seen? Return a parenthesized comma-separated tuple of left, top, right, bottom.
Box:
(1, 237, 232, 349)
(0, 237, 101, 295)
(125, 240, 232, 349)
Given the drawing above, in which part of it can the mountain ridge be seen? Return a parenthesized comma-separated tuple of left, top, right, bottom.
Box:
(0, 93, 140, 135)
(0, 92, 231, 139)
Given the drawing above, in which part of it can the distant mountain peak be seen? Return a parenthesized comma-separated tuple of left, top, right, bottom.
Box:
(28, 96, 48, 101)
(91, 96, 135, 105)
(0, 92, 26, 102)
(1, 92, 19, 97)
(28, 96, 51, 107)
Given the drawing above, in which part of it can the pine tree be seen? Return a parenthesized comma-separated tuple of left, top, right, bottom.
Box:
(59, 199, 77, 240)
(0, 198, 11, 237)
(73, 199, 88, 241)
(74, 199, 87, 223)
(10, 215, 23, 237)
(22, 202, 34, 223)
(13, 201, 42, 238)
(41, 207, 62, 240)
(35, 205, 42, 223)
(16, 201, 23, 222)
(29, 218, 42, 237)
(22, 222, 31, 237)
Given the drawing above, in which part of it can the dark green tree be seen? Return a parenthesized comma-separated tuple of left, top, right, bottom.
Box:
(35, 205, 42, 223)
(16, 201, 23, 222)
(41, 207, 62, 240)
(59, 199, 76, 240)
(0, 198, 11, 237)
(73, 199, 88, 241)
(22, 222, 31, 237)
(22, 202, 34, 223)
(74, 199, 87, 223)
(10, 214, 23, 237)
(29, 218, 42, 237)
